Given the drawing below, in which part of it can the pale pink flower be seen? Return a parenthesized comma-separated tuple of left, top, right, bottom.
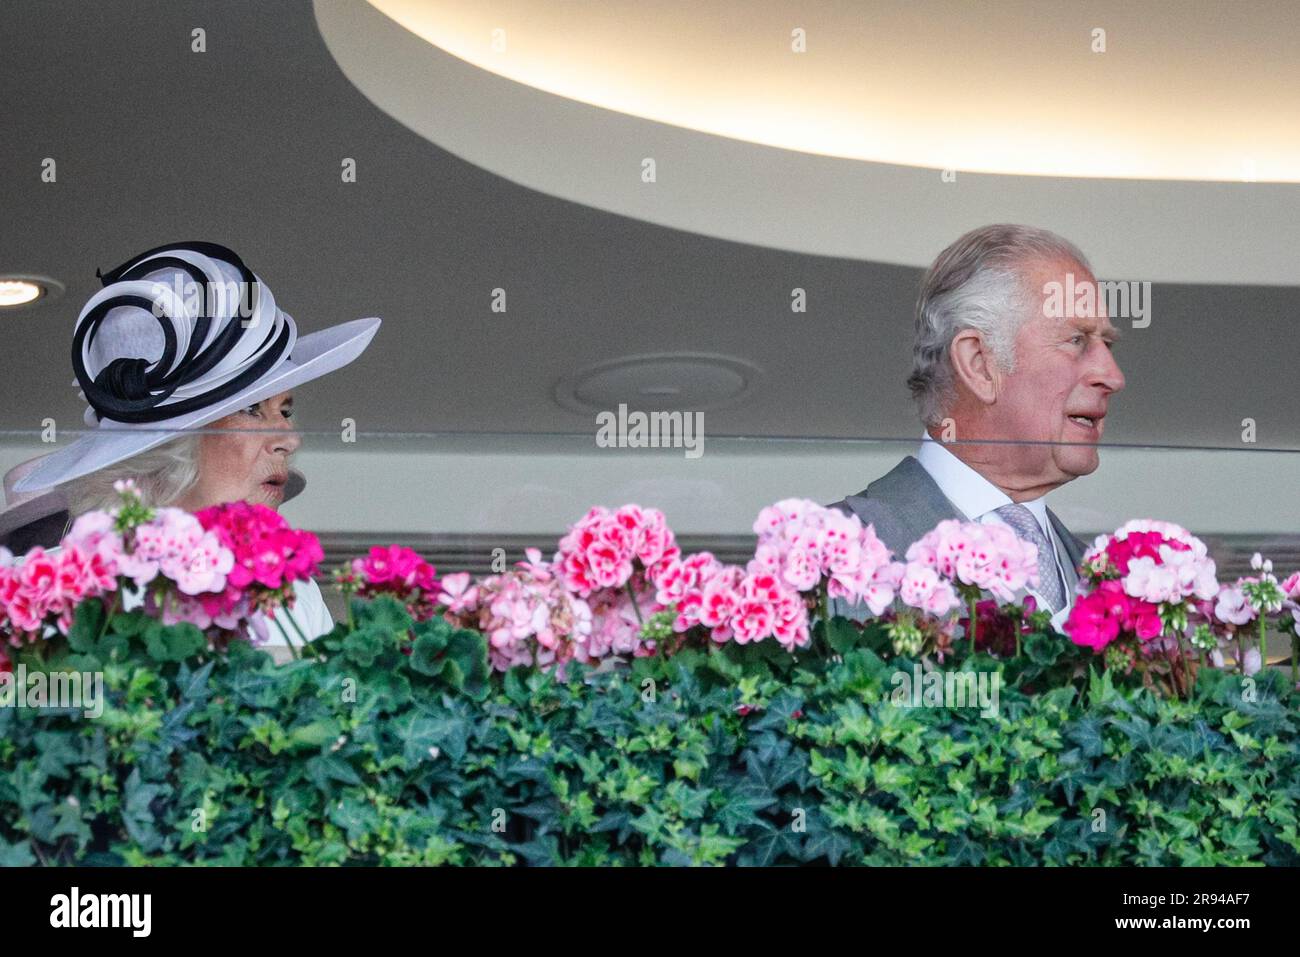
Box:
(437, 572, 479, 614)
(907, 520, 1038, 603)
(746, 498, 900, 610)
(454, 551, 593, 672)
(898, 563, 960, 617)
(1214, 584, 1255, 626)
(171, 534, 234, 596)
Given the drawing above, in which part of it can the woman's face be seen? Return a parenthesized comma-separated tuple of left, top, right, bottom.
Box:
(177, 391, 301, 511)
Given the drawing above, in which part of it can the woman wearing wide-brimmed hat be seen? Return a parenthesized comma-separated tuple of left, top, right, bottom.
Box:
(0, 240, 381, 645)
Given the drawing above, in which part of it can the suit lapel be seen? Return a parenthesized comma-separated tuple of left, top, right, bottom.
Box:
(1046, 508, 1087, 569)
(840, 456, 965, 551)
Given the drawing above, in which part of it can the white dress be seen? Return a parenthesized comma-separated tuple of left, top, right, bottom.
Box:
(258, 578, 335, 648)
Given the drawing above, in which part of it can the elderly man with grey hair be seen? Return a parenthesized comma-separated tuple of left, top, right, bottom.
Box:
(831, 224, 1126, 629)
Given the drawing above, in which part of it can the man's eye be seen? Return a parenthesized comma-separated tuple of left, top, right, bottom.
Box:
(241, 403, 261, 416)
(281, 408, 294, 420)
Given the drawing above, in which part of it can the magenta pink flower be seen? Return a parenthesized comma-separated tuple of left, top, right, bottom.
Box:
(732, 598, 775, 644)
(0, 542, 121, 645)
(1065, 582, 1124, 650)
(1066, 520, 1219, 653)
(346, 544, 440, 622)
(19, 549, 60, 607)
(195, 501, 322, 628)
(700, 573, 743, 630)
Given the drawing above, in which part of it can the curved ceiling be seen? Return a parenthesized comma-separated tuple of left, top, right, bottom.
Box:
(315, 0, 1300, 286)
(364, 0, 1300, 183)
(1, 0, 1296, 454)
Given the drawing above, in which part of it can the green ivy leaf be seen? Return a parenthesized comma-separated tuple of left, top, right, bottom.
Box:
(287, 720, 342, 751)
(825, 616, 861, 656)
(0, 838, 36, 867)
(143, 621, 205, 662)
(802, 822, 854, 866)
(740, 822, 801, 866)
(178, 660, 215, 702)
(65, 600, 106, 654)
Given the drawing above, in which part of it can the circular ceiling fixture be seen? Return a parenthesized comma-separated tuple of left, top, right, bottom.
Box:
(554, 353, 763, 415)
(0, 276, 63, 310)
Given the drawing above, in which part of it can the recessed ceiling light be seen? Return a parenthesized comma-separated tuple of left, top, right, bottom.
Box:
(0, 275, 64, 310)
(0, 280, 43, 307)
(554, 353, 763, 414)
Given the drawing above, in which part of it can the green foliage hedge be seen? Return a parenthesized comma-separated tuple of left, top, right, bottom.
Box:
(3, 596, 1299, 866)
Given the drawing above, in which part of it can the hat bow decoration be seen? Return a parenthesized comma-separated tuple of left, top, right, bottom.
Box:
(72, 241, 296, 427)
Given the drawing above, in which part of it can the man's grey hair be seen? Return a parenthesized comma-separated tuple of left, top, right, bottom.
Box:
(67, 434, 201, 516)
(907, 224, 1092, 426)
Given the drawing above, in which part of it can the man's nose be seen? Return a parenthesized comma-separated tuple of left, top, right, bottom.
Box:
(1091, 343, 1126, 395)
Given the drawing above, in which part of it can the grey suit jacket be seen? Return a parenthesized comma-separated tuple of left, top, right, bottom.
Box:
(827, 456, 1087, 618)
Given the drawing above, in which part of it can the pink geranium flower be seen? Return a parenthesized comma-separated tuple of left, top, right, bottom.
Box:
(348, 544, 439, 621)
(193, 501, 322, 633)
(555, 505, 681, 597)
(746, 498, 901, 614)
(437, 572, 479, 614)
(1065, 520, 1216, 654)
(445, 549, 592, 673)
(906, 519, 1039, 604)
(898, 563, 960, 617)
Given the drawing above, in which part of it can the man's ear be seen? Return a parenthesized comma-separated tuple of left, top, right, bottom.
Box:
(949, 329, 999, 405)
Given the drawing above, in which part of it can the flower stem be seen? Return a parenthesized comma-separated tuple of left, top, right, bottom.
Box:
(285, 609, 320, 660)
(1164, 638, 1185, 700)
(272, 616, 300, 661)
(625, 580, 644, 626)
(96, 592, 121, 645)
(1259, 616, 1268, 672)
(968, 595, 978, 656)
(342, 583, 356, 632)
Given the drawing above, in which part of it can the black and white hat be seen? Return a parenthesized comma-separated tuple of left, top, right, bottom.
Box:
(12, 240, 380, 497)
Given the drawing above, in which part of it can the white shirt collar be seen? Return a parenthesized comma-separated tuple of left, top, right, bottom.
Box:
(916, 432, 1053, 537)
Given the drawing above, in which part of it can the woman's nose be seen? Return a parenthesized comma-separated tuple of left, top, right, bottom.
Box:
(270, 422, 301, 455)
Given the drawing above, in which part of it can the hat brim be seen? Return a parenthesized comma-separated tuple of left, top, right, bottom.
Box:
(0, 487, 67, 540)
(15, 317, 379, 494)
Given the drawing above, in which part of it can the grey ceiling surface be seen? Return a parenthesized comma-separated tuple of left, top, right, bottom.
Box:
(0, 0, 1296, 451)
